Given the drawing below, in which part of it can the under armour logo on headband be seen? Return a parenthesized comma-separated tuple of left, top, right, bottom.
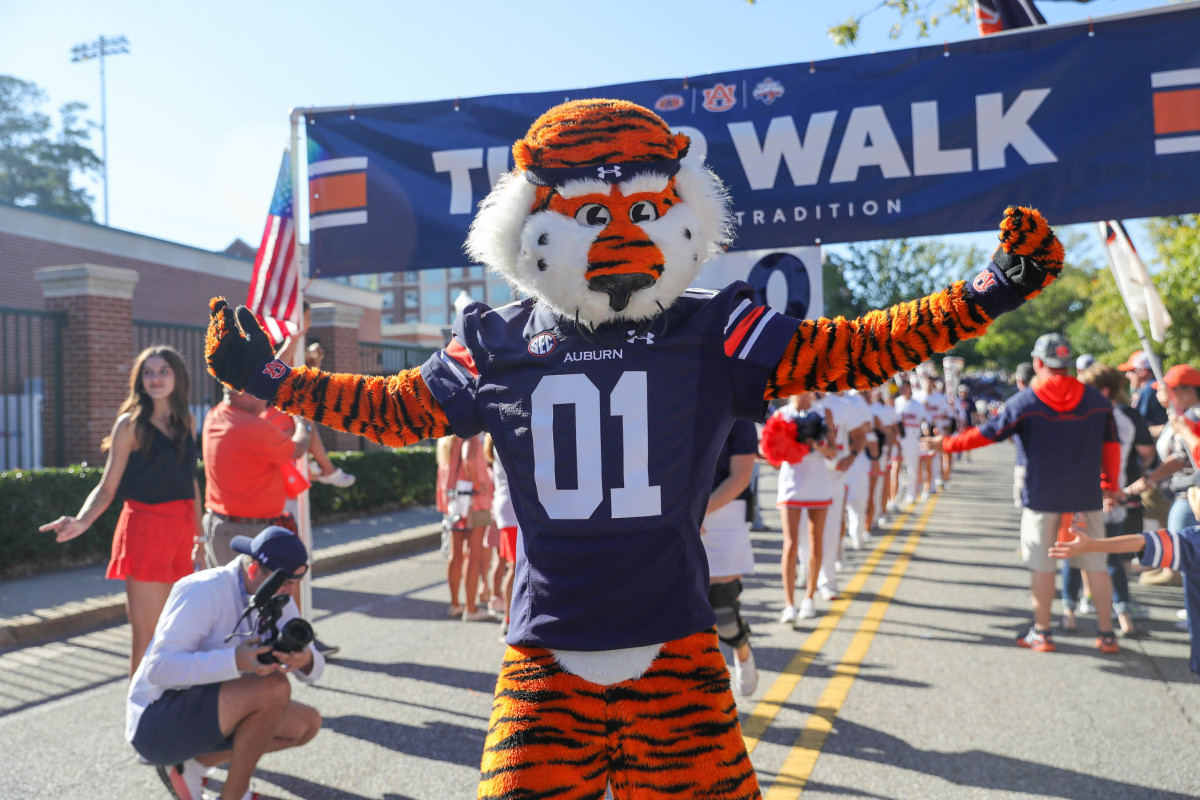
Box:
(524, 159, 681, 188)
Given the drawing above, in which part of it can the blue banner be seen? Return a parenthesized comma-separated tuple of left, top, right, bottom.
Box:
(306, 5, 1200, 276)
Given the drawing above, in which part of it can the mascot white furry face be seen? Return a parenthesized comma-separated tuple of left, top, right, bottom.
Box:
(466, 99, 733, 327)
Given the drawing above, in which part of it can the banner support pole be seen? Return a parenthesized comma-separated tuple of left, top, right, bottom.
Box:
(289, 110, 315, 620)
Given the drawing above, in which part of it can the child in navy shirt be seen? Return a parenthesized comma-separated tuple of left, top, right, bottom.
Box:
(1050, 486, 1200, 675)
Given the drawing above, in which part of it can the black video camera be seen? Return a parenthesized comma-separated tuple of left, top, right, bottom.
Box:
(227, 568, 315, 664)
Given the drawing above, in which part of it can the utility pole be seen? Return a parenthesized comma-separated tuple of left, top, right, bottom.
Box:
(70, 35, 129, 227)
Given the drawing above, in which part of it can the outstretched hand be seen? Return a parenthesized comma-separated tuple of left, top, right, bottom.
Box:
(39, 516, 88, 544)
(1048, 526, 1095, 561)
(205, 297, 275, 393)
(992, 206, 1064, 299)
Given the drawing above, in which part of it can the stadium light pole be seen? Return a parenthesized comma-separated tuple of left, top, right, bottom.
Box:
(70, 35, 129, 227)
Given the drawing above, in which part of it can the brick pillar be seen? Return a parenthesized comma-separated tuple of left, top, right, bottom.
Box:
(36, 265, 139, 467)
(308, 302, 365, 453)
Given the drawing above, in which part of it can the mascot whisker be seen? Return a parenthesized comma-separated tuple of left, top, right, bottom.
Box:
(205, 97, 1063, 799)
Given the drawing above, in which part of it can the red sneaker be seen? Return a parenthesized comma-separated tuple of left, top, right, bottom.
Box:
(1095, 631, 1120, 654)
(155, 759, 206, 800)
(1016, 627, 1056, 652)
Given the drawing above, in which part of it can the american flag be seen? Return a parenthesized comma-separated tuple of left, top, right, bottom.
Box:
(247, 151, 300, 347)
(975, 0, 1045, 36)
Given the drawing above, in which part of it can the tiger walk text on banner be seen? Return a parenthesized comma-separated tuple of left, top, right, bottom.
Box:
(304, 4, 1200, 276)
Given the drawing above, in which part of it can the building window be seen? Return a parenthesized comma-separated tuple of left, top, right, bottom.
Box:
(403, 289, 419, 308)
(381, 292, 395, 309)
(381, 314, 393, 325)
(424, 310, 446, 325)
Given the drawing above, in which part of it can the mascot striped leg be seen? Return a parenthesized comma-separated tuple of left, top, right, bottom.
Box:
(479, 631, 760, 800)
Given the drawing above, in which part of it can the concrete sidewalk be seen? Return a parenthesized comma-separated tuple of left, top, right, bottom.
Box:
(0, 505, 444, 650)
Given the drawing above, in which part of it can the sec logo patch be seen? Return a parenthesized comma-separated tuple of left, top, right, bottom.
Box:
(528, 332, 557, 356)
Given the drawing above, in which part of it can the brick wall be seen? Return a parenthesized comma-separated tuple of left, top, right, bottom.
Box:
(4, 206, 386, 465)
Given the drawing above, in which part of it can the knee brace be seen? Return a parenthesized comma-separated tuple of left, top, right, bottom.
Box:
(708, 579, 751, 649)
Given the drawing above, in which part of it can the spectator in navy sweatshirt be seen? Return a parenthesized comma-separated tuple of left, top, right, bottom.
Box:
(925, 334, 1123, 655)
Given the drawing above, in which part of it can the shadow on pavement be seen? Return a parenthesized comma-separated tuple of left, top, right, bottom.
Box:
(814, 713, 1184, 800)
(314, 586, 455, 621)
(253, 767, 415, 800)
(322, 715, 483, 767)
(329, 657, 497, 693)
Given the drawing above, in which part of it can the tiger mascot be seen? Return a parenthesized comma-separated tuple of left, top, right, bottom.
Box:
(206, 98, 1063, 799)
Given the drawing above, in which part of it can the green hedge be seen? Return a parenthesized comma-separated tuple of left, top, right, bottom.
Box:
(0, 447, 436, 578)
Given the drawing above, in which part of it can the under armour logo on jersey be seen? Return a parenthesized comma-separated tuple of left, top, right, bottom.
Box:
(972, 270, 997, 292)
(596, 165, 622, 180)
(627, 331, 654, 345)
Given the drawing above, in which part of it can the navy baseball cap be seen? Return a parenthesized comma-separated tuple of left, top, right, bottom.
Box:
(1031, 333, 1072, 369)
(231, 526, 309, 577)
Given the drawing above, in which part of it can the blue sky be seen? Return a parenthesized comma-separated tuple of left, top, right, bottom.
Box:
(0, 0, 1169, 257)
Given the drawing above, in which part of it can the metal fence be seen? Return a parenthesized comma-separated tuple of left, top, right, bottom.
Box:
(359, 341, 437, 376)
(0, 307, 64, 470)
(134, 321, 223, 426)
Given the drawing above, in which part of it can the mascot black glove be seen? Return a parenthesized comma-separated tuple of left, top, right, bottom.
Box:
(205, 297, 285, 399)
(964, 206, 1064, 319)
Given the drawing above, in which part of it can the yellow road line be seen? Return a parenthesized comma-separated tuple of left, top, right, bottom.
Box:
(763, 496, 939, 799)
(741, 504, 917, 753)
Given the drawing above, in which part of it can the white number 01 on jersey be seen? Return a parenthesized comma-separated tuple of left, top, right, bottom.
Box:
(531, 372, 662, 520)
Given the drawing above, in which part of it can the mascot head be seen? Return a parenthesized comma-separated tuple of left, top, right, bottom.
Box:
(466, 99, 733, 327)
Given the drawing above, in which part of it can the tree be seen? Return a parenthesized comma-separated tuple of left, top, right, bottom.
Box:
(0, 75, 101, 221)
(823, 229, 1102, 371)
(818, 0, 1129, 49)
(824, 236, 983, 309)
(1061, 216, 1200, 373)
(1146, 215, 1200, 363)
(824, 236, 986, 367)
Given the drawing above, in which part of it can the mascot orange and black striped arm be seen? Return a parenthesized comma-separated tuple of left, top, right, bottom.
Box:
(207, 98, 1063, 799)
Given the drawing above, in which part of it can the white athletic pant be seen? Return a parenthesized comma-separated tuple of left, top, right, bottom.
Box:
(899, 441, 921, 499)
(817, 473, 849, 594)
(843, 460, 870, 545)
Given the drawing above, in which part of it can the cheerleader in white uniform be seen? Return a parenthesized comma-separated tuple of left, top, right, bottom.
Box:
(763, 393, 837, 621)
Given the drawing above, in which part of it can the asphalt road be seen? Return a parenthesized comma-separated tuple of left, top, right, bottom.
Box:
(2, 445, 1198, 799)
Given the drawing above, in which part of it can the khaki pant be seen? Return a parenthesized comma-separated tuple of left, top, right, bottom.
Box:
(201, 512, 285, 568)
(1020, 508, 1106, 572)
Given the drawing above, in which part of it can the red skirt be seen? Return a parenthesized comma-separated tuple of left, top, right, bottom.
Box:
(106, 498, 195, 583)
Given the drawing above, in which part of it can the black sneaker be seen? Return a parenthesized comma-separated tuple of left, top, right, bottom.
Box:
(315, 638, 340, 658)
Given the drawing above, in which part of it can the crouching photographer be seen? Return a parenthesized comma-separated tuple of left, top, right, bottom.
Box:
(127, 526, 324, 800)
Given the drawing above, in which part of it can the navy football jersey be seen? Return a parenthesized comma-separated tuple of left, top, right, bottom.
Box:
(421, 282, 799, 650)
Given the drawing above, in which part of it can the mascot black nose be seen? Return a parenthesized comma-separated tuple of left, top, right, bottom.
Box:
(587, 273, 656, 313)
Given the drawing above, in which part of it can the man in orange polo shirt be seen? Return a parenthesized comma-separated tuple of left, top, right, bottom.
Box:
(201, 387, 311, 567)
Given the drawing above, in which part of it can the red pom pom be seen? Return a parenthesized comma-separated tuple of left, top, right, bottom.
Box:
(761, 414, 812, 468)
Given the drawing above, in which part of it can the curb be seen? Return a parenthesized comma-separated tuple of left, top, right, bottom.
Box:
(0, 523, 443, 652)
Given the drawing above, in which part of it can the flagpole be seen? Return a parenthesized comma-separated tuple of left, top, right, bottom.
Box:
(289, 109, 314, 620)
(1094, 224, 1166, 385)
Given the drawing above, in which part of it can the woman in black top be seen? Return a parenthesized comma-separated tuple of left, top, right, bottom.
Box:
(40, 346, 201, 676)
